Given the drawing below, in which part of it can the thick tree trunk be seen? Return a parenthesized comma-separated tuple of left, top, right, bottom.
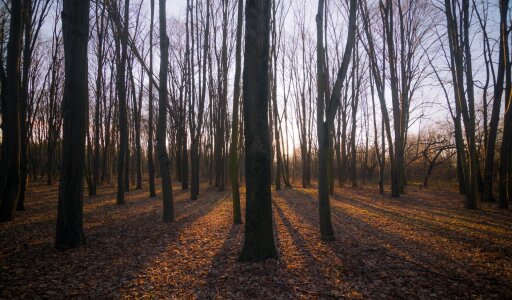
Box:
(158, 0, 174, 222)
(55, 0, 89, 248)
(0, 0, 22, 222)
(239, 0, 278, 262)
(17, 0, 31, 211)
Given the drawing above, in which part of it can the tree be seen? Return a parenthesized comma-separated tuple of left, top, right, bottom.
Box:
(190, 0, 210, 201)
(477, 0, 504, 202)
(0, 0, 23, 222)
(147, 0, 156, 198)
(239, 0, 278, 261)
(444, 0, 480, 209)
(91, 1, 106, 196)
(18, 0, 52, 210)
(229, 0, 243, 224)
(360, 0, 398, 197)
(315, 0, 357, 239)
(158, 0, 174, 222)
(55, 0, 89, 249)
(498, 0, 511, 208)
(45, 11, 63, 187)
(369, 67, 384, 194)
(116, 0, 130, 205)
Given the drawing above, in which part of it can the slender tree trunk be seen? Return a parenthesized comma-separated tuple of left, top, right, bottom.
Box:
(270, 3, 281, 191)
(55, 0, 89, 248)
(380, 116, 385, 194)
(369, 68, 384, 194)
(181, 129, 188, 190)
(92, 3, 106, 197)
(444, 0, 478, 209)
(499, 4, 511, 208)
(483, 0, 508, 203)
(46, 34, 59, 186)
(190, 0, 209, 201)
(229, 0, 243, 224)
(147, 0, 156, 198)
(340, 109, 347, 185)
(116, 0, 130, 205)
(128, 61, 142, 190)
(349, 50, 359, 188)
(316, 0, 357, 240)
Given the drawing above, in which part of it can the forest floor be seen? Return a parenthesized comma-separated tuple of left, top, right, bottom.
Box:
(1, 180, 512, 299)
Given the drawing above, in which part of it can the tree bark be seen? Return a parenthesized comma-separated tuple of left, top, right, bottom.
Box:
(229, 0, 243, 224)
(482, 0, 508, 202)
(498, 0, 511, 208)
(0, 0, 22, 222)
(55, 0, 89, 248)
(316, 0, 357, 240)
(92, 2, 106, 197)
(190, 0, 209, 201)
(116, 0, 130, 205)
(147, 0, 156, 198)
(158, 0, 175, 222)
(270, 2, 281, 191)
(239, 0, 278, 261)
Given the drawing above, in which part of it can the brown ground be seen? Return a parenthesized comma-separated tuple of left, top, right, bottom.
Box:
(1, 180, 511, 299)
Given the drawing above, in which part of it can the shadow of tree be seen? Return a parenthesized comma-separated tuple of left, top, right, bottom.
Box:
(0, 184, 226, 298)
(282, 187, 512, 299)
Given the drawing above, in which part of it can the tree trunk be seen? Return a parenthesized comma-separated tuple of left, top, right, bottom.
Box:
(315, 0, 357, 240)
(55, 0, 89, 248)
(128, 60, 142, 190)
(147, 0, 156, 198)
(482, 0, 508, 202)
(17, 0, 32, 211)
(190, 0, 209, 201)
(229, 0, 243, 224)
(499, 1, 511, 208)
(0, 0, 22, 222)
(239, 0, 278, 262)
(158, 0, 175, 222)
(349, 50, 359, 188)
(92, 2, 106, 197)
(270, 6, 282, 191)
(116, 0, 130, 205)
